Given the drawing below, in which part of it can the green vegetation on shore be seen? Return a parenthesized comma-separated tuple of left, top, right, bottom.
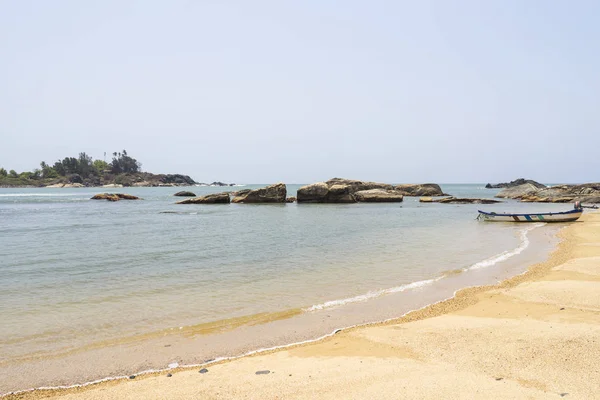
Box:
(0, 150, 196, 187)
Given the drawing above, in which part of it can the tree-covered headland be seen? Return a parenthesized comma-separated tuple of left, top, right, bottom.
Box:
(0, 150, 195, 187)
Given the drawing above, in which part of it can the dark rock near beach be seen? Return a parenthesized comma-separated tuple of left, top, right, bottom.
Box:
(177, 192, 231, 204)
(129, 375, 136, 379)
(91, 193, 141, 201)
(353, 189, 404, 202)
(231, 183, 287, 203)
(420, 196, 501, 204)
(486, 178, 546, 189)
(199, 368, 209, 374)
(174, 191, 196, 197)
(395, 183, 448, 197)
(167, 373, 172, 377)
(255, 370, 270, 375)
(286, 197, 297, 203)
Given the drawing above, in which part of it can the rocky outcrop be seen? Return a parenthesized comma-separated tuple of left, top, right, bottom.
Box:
(286, 197, 297, 203)
(174, 191, 196, 197)
(176, 192, 231, 204)
(395, 184, 447, 197)
(486, 178, 546, 189)
(496, 183, 600, 203)
(91, 193, 141, 201)
(420, 197, 501, 204)
(297, 178, 392, 203)
(495, 183, 542, 199)
(231, 183, 287, 203)
(353, 189, 404, 202)
(297, 178, 445, 203)
(102, 183, 124, 188)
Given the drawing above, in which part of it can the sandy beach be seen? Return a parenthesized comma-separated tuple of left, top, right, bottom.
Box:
(5, 212, 600, 400)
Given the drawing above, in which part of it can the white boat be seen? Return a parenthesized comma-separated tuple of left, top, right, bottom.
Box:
(477, 207, 583, 222)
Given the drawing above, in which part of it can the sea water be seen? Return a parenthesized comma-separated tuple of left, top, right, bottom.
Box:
(0, 184, 567, 393)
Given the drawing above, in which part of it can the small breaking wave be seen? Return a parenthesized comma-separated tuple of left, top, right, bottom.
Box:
(465, 223, 543, 271)
(305, 278, 441, 312)
(306, 223, 544, 312)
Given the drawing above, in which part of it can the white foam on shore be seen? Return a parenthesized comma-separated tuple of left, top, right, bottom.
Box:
(465, 223, 544, 271)
(305, 278, 441, 312)
(305, 223, 544, 312)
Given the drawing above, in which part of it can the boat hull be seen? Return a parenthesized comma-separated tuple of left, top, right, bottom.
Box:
(477, 209, 582, 222)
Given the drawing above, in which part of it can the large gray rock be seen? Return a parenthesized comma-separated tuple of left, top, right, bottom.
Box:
(353, 189, 404, 202)
(495, 183, 542, 199)
(297, 178, 446, 203)
(231, 183, 287, 203)
(395, 184, 447, 196)
(176, 192, 230, 204)
(486, 178, 546, 189)
(297, 178, 394, 203)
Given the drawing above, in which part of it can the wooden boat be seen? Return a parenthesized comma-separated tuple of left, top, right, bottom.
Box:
(477, 208, 583, 222)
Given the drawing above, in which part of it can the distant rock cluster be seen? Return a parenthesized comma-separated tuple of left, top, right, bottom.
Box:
(496, 183, 600, 203)
(485, 178, 546, 189)
(175, 179, 448, 205)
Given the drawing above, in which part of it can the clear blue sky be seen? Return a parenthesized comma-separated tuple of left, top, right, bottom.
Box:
(1, 0, 598, 184)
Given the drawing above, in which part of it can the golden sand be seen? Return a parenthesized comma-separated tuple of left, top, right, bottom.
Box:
(6, 214, 600, 399)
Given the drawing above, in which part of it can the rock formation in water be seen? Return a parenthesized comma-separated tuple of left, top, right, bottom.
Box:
(485, 178, 546, 189)
(91, 193, 141, 201)
(353, 189, 404, 202)
(231, 183, 287, 203)
(176, 192, 231, 204)
(297, 178, 444, 203)
(496, 183, 600, 203)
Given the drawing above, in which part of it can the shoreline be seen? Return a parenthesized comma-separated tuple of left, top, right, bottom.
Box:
(4, 214, 592, 399)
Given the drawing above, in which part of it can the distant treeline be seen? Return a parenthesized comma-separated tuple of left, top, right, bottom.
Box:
(0, 150, 141, 184)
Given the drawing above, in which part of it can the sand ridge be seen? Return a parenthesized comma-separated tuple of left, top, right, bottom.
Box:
(5, 214, 600, 399)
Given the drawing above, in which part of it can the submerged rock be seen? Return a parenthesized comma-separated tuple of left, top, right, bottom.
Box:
(174, 191, 196, 197)
(91, 193, 141, 201)
(353, 189, 404, 202)
(231, 183, 287, 203)
(176, 192, 231, 204)
(486, 178, 546, 189)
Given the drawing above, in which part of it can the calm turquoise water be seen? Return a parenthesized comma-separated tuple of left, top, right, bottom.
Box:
(0, 184, 570, 390)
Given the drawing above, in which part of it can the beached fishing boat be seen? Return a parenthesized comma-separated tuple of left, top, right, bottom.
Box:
(477, 204, 583, 222)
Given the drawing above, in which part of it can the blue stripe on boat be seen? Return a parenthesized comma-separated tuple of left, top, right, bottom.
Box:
(524, 215, 532, 221)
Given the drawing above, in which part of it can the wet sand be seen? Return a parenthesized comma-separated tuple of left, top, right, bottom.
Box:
(5, 212, 600, 399)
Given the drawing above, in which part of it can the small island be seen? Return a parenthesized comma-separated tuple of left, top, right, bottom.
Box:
(0, 150, 197, 188)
